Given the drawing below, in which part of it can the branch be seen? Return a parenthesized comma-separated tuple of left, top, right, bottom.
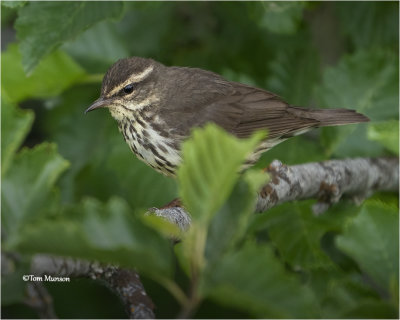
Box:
(24, 282, 58, 319)
(257, 157, 399, 214)
(30, 255, 155, 319)
(151, 157, 399, 225)
(1, 253, 154, 319)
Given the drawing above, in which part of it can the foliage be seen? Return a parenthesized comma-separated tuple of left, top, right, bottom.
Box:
(2, 43, 85, 103)
(15, 1, 124, 73)
(367, 120, 399, 156)
(315, 49, 398, 157)
(1, 1, 398, 318)
(336, 202, 399, 299)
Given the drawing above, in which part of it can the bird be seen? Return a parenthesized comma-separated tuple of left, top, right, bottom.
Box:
(86, 57, 369, 176)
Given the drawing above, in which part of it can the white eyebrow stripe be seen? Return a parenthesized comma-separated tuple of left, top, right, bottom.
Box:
(107, 65, 154, 97)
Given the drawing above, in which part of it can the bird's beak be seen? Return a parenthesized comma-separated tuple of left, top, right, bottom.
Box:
(85, 98, 112, 114)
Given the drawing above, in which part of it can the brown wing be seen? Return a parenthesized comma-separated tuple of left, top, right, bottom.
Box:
(200, 83, 320, 139)
(160, 68, 368, 139)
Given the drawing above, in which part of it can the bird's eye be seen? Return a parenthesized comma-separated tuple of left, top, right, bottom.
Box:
(123, 84, 135, 94)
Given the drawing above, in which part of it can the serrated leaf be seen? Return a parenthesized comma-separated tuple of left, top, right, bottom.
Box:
(203, 243, 318, 318)
(1, 98, 34, 175)
(178, 123, 265, 223)
(1, 44, 85, 102)
(336, 201, 399, 294)
(316, 49, 398, 157)
(15, 1, 125, 73)
(367, 120, 399, 155)
(12, 197, 173, 278)
(2, 143, 70, 241)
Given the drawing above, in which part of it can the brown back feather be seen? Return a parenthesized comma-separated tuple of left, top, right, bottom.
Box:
(160, 67, 369, 140)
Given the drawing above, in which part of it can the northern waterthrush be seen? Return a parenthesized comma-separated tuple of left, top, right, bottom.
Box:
(86, 57, 369, 176)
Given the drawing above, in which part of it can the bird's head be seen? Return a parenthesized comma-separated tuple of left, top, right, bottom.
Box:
(85, 57, 163, 121)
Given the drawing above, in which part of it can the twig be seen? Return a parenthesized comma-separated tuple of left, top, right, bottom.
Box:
(30, 255, 155, 319)
(91, 266, 155, 319)
(24, 282, 58, 319)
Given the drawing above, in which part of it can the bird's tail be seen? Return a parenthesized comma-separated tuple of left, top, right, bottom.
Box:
(290, 106, 370, 127)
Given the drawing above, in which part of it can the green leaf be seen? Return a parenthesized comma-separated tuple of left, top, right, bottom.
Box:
(1, 98, 34, 175)
(309, 267, 393, 318)
(255, 202, 335, 269)
(1, 44, 85, 102)
(15, 1, 125, 73)
(336, 201, 399, 294)
(317, 50, 398, 120)
(266, 41, 321, 106)
(317, 50, 398, 156)
(367, 120, 399, 155)
(343, 300, 398, 319)
(62, 20, 129, 73)
(259, 2, 306, 35)
(2, 143, 70, 240)
(203, 243, 318, 318)
(205, 169, 268, 263)
(316, 49, 398, 157)
(12, 197, 174, 278)
(1, 257, 30, 306)
(140, 213, 181, 240)
(178, 123, 265, 223)
(176, 124, 265, 278)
